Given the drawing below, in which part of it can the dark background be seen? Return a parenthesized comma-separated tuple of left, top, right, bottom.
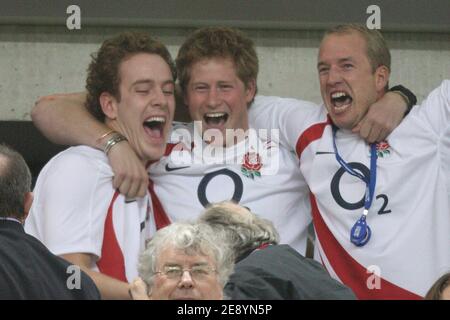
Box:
(0, 122, 66, 186)
(0, 0, 449, 32)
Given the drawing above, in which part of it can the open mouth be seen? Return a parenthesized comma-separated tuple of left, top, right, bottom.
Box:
(203, 112, 229, 127)
(330, 91, 353, 112)
(143, 116, 165, 139)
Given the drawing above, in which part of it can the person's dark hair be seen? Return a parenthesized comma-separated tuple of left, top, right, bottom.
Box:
(85, 31, 177, 121)
(0, 144, 32, 219)
(425, 272, 450, 300)
(176, 27, 259, 99)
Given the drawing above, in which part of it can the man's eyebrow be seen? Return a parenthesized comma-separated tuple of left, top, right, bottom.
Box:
(131, 79, 153, 87)
(192, 262, 209, 267)
(131, 79, 175, 87)
(191, 81, 208, 86)
(162, 262, 209, 268)
(317, 61, 328, 69)
(317, 57, 354, 69)
(162, 263, 181, 268)
(338, 57, 354, 64)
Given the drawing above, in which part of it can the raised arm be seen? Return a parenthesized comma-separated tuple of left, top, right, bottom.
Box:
(32, 93, 108, 148)
(31, 93, 148, 198)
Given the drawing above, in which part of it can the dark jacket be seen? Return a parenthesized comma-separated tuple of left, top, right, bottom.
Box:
(224, 244, 356, 300)
(0, 220, 100, 299)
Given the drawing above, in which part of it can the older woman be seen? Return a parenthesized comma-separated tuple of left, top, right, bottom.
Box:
(130, 222, 233, 300)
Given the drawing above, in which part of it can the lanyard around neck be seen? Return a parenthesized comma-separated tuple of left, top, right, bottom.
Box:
(332, 125, 377, 213)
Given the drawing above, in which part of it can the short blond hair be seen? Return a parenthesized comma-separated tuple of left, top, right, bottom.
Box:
(324, 24, 391, 73)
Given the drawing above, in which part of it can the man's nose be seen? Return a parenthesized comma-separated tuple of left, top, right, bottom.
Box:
(206, 89, 221, 109)
(152, 87, 168, 108)
(327, 66, 343, 85)
(177, 270, 194, 288)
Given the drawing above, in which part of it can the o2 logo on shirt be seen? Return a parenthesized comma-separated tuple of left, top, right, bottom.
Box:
(330, 162, 391, 215)
(197, 169, 244, 207)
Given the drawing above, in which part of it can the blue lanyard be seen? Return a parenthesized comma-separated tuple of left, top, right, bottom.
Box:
(332, 126, 377, 214)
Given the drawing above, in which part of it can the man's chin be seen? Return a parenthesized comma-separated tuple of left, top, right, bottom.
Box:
(142, 145, 166, 162)
(329, 114, 354, 131)
(170, 296, 199, 300)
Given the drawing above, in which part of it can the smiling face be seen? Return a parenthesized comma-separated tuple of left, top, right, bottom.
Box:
(317, 31, 389, 130)
(184, 57, 256, 145)
(103, 53, 175, 162)
(149, 245, 223, 300)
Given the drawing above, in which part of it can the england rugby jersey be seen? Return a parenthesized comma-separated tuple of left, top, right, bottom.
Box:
(25, 146, 152, 282)
(252, 81, 450, 299)
(148, 117, 311, 254)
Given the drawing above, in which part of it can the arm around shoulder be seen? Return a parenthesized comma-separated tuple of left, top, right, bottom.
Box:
(31, 92, 110, 148)
(32, 93, 148, 198)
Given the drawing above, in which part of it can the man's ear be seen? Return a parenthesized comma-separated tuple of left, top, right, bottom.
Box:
(183, 90, 195, 121)
(22, 192, 34, 221)
(375, 65, 390, 92)
(182, 90, 189, 109)
(99, 92, 118, 120)
(245, 79, 257, 104)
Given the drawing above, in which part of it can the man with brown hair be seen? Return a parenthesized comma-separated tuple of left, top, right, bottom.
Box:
(25, 32, 176, 299)
(30, 27, 410, 259)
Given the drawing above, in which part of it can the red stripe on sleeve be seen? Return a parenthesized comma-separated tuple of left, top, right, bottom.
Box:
(164, 143, 178, 156)
(295, 118, 330, 158)
(148, 179, 171, 230)
(97, 191, 127, 282)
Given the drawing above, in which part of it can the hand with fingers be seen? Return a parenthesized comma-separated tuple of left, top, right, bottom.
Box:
(353, 91, 408, 143)
(107, 141, 149, 199)
(129, 277, 150, 300)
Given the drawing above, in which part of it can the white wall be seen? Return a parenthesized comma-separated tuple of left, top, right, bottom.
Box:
(0, 25, 449, 120)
